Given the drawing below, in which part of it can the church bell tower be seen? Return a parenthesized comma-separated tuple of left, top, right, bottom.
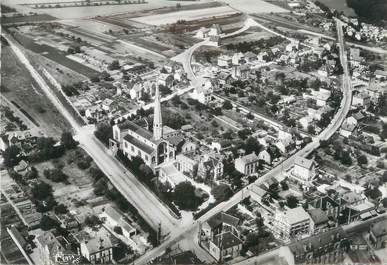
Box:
(153, 85, 163, 140)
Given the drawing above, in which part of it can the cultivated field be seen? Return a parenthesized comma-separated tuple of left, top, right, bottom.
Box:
(1, 45, 71, 137)
(131, 6, 238, 25)
(3, 0, 204, 19)
(220, 0, 289, 14)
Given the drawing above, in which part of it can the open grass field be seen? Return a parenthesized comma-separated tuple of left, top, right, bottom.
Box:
(131, 6, 238, 25)
(1, 45, 71, 137)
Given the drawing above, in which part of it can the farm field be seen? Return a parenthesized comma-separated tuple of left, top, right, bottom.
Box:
(1, 44, 71, 137)
(2, 0, 206, 19)
(10, 31, 100, 78)
(131, 6, 238, 25)
(220, 0, 289, 14)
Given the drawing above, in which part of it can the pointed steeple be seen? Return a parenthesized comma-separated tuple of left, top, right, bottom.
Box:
(153, 85, 163, 140)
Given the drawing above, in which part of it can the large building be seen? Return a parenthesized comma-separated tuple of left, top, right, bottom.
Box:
(272, 207, 313, 241)
(199, 212, 242, 262)
(234, 152, 259, 175)
(110, 86, 181, 169)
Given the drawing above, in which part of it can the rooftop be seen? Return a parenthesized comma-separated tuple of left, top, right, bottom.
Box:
(118, 120, 153, 141)
(237, 152, 259, 164)
(213, 231, 242, 249)
(123, 134, 154, 155)
(283, 207, 310, 225)
(207, 212, 239, 229)
(294, 157, 314, 170)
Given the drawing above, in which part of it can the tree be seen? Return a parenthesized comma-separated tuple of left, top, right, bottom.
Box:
(212, 184, 233, 202)
(286, 196, 299, 208)
(357, 154, 368, 166)
(114, 226, 123, 235)
(3, 145, 21, 167)
(381, 171, 387, 183)
(173, 182, 202, 210)
(244, 137, 263, 155)
(307, 124, 316, 135)
(222, 100, 233, 110)
(61, 131, 78, 149)
(108, 60, 120, 71)
(344, 174, 352, 183)
(246, 112, 254, 120)
(382, 197, 387, 208)
(94, 122, 113, 146)
(365, 187, 382, 200)
(85, 215, 102, 227)
(40, 215, 58, 231)
(54, 204, 68, 214)
(280, 180, 289, 191)
(94, 179, 107, 196)
(31, 182, 53, 200)
(341, 151, 352, 166)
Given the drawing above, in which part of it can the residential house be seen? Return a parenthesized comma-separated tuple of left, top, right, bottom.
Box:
(290, 157, 317, 186)
(307, 208, 329, 234)
(309, 195, 346, 220)
(232, 52, 244, 65)
(217, 72, 233, 86)
(197, 154, 224, 183)
(369, 219, 387, 249)
(100, 205, 136, 239)
(234, 152, 259, 175)
(258, 150, 271, 164)
(352, 91, 371, 108)
(175, 153, 198, 176)
(85, 105, 104, 121)
(374, 70, 387, 81)
(209, 24, 222, 37)
(217, 55, 232, 68)
(340, 120, 356, 138)
(199, 212, 242, 262)
(288, 227, 348, 264)
(158, 73, 174, 87)
(13, 160, 30, 176)
(36, 231, 73, 265)
(195, 27, 210, 39)
(102, 98, 114, 112)
(55, 213, 80, 233)
(80, 236, 113, 264)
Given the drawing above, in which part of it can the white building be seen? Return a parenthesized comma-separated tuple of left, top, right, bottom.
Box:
(272, 207, 313, 241)
(217, 55, 232, 68)
(234, 152, 259, 175)
(290, 157, 316, 186)
(100, 205, 136, 239)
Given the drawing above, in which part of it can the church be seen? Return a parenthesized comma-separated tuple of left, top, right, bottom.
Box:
(110, 86, 182, 170)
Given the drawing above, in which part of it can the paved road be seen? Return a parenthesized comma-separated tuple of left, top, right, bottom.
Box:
(2, 31, 179, 235)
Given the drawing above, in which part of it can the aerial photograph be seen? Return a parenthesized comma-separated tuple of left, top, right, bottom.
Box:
(0, 0, 386, 264)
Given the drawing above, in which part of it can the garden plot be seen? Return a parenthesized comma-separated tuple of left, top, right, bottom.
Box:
(131, 6, 238, 25)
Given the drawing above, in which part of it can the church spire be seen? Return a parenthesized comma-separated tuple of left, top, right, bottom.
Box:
(153, 85, 163, 140)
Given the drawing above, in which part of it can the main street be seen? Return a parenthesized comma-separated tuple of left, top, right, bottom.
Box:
(2, 31, 180, 235)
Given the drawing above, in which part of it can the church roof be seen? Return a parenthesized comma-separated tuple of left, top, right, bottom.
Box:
(123, 134, 154, 154)
(119, 120, 153, 140)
